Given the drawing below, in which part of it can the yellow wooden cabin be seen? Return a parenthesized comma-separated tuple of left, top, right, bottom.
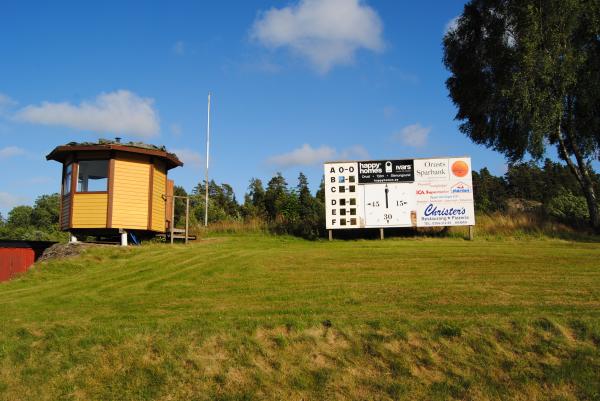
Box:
(46, 140, 183, 244)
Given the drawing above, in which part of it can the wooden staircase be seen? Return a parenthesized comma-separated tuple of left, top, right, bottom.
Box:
(164, 228, 196, 243)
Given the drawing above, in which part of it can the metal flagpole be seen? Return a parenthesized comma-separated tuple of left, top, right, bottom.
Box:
(204, 92, 211, 227)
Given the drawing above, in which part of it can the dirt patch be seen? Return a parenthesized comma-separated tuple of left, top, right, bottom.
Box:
(37, 242, 108, 262)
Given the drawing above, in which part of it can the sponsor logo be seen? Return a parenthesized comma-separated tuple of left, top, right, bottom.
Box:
(423, 203, 466, 217)
(415, 160, 448, 179)
(451, 160, 469, 177)
(451, 182, 471, 194)
(416, 189, 447, 195)
(359, 162, 382, 174)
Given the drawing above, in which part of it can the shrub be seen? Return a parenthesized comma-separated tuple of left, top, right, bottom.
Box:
(546, 190, 590, 225)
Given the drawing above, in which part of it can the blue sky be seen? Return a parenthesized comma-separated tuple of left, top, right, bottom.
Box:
(0, 0, 508, 215)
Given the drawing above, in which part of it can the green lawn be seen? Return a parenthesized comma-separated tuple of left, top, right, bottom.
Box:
(1, 235, 599, 400)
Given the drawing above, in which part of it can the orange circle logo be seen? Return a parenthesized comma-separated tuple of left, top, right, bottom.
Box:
(451, 160, 469, 177)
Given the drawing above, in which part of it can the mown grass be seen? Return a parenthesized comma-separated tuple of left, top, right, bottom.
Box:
(1, 234, 600, 400)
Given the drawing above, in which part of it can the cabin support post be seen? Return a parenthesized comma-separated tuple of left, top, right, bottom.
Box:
(120, 229, 128, 246)
(380, 228, 384, 240)
(170, 196, 175, 245)
(185, 197, 190, 245)
(328, 230, 333, 241)
(69, 233, 78, 243)
(468, 225, 474, 241)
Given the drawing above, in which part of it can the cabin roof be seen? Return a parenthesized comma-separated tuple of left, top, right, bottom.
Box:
(46, 139, 183, 169)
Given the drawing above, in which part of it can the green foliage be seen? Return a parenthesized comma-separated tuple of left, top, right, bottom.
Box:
(7, 205, 34, 228)
(472, 167, 508, 212)
(0, 193, 67, 241)
(472, 160, 600, 226)
(241, 172, 324, 239)
(241, 178, 267, 219)
(31, 194, 60, 230)
(172, 185, 188, 226)
(191, 180, 240, 224)
(547, 190, 590, 224)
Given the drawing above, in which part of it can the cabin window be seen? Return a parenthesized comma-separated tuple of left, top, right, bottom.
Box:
(77, 160, 109, 192)
(63, 164, 72, 195)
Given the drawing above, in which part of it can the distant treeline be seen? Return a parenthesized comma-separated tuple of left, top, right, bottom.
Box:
(180, 172, 326, 239)
(0, 195, 67, 241)
(473, 159, 600, 226)
(1, 159, 598, 241)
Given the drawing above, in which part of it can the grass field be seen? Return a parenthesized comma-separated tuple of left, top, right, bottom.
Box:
(1, 234, 600, 400)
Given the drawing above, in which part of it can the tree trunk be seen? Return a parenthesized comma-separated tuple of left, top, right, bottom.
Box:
(580, 178, 600, 231)
(556, 128, 600, 231)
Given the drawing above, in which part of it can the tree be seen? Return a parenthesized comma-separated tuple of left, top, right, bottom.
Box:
(505, 162, 545, 202)
(294, 173, 323, 239)
(472, 167, 508, 212)
(242, 178, 267, 219)
(191, 180, 240, 223)
(31, 193, 60, 230)
(444, 0, 600, 229)
(264, 173, 288, 221)
(297, 173, 311, 213)
(172, 185, 188, 226)
(7, 206, 33, 228)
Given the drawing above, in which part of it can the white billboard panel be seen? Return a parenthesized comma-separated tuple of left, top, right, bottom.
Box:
(324, 156, 474, 230)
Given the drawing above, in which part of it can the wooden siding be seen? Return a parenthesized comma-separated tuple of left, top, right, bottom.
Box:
(0, 248, 35, 282)
(151, 161, 167, 232)
(111, 156, 150, 229)
(61, 195, 71, 230)
(72, 193, 108, 228)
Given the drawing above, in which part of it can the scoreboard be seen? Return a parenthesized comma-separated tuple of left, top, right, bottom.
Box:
(324, 157, 475, 230)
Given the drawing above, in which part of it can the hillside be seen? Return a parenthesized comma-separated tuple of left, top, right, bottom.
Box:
(1, 235, 599, 400)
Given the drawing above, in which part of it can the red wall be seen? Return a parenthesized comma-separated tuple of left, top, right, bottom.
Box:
(0, 248, 35, 282)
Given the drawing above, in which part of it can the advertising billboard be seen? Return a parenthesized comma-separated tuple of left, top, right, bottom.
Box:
(324, 157, 475, 230)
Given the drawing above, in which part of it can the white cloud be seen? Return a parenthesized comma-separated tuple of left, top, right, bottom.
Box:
(393, 123, 430, 148)
(0, 192, 28, 210)
(14, 90, 160, 138)
(171, 148, 203, 168)
(267, 143, 369, 168)
(251, 0, 384, 73)
(268, 144, 335, 168)
(0, 93, 17, 109)
(172, 41, 185, 55)
(444, 16, 459, 34)
(339, 144, 369, 160)
(0, 146, 25, 159)
(0, 93, 17, 116)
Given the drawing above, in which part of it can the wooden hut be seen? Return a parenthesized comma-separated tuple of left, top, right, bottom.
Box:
(46, 140, 183, 244)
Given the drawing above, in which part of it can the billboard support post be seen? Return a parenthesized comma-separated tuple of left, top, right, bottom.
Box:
(380, 228, 384, 240)
(328, 230, 333, 241)
(469, 225, 474, 241)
